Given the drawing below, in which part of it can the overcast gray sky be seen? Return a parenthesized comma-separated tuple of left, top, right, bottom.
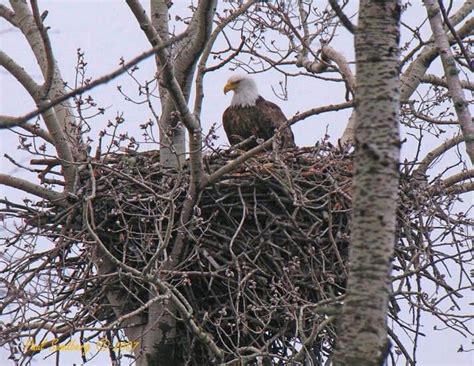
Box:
(0, 1, 471, 365)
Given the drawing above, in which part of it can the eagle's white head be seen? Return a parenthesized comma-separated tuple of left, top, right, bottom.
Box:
(223, 74, 259, 107)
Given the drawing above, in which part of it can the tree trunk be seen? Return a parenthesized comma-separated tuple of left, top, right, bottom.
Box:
(128, 2, 217, 364)
(333, 1, 401, 365)
(152, 0, 216, 168)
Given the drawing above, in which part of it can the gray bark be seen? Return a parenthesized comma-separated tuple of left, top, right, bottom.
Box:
(152, 0, 217, 168)
(400, 5, 474, 100)
(9, 0, 82, 190)
(333, 1, 401, 365)
(423, 0, 474, 163)
(125, 2, 217, 364)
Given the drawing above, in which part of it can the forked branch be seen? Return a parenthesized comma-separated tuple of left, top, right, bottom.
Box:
(424, 0, 474, 163)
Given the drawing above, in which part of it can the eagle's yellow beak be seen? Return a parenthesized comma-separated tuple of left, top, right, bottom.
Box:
(224, 81, 237, 95)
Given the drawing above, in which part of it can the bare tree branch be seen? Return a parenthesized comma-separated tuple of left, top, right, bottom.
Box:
(288, 101, 354, 126)
(322, 45, 356, 93)
(0, 49, 76, 190)
(408, 101, 459, 125)
(329, 0, 356, 34)
(0, 173, 65, 203)
(438, 169, 474, 188)
(437, 0, 473, 70)
(415, 134, 464, 176)
(18, 122, 53, 144)
(0, 3, 19, 27)
(400, 16, 474, 100)
(421, 74, 474, 91)
(0, 50, 41, 99)
(0, 32, 188, 129)
(437, 181, 474, 195)
(9, 0, 78, 190)
(10, 1, 82, 148)
(424, 0, 474, 163)
(318, 45, 357, 145)
(30, 0, 55, 97)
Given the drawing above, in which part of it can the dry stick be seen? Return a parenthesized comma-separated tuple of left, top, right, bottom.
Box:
(142, 188, 176, 274)
(30, 0, 54, 97)
(18, 122, 53, 143)
(424, 0, 474, 164)
(408, 101, 458, 125)
(328, 0, 356, 34)
(83, 177, 225, 360)
(437, 0, 473, 71)
(293, 315, 337, 362)
(415, 135, 464, 177)
(93, 164, 172, 201)
(0, 32, 188, 128)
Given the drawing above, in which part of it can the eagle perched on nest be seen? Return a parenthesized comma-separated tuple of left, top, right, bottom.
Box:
(223, 74, 296, 150)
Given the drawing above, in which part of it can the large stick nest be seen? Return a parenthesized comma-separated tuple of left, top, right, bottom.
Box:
(90, 143, 352, 362)
(4, 142, 470, 365)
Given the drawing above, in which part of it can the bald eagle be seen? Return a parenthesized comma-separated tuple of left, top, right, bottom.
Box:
(223, 75, 296, 150)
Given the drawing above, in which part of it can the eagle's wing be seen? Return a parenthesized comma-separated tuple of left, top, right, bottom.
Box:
(256, 98, 296, 148)
(223, 97, 296, 149)
(223, 107, 249, 145)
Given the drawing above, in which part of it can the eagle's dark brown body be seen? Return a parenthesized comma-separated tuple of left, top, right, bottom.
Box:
(223, 96, 295, 149)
